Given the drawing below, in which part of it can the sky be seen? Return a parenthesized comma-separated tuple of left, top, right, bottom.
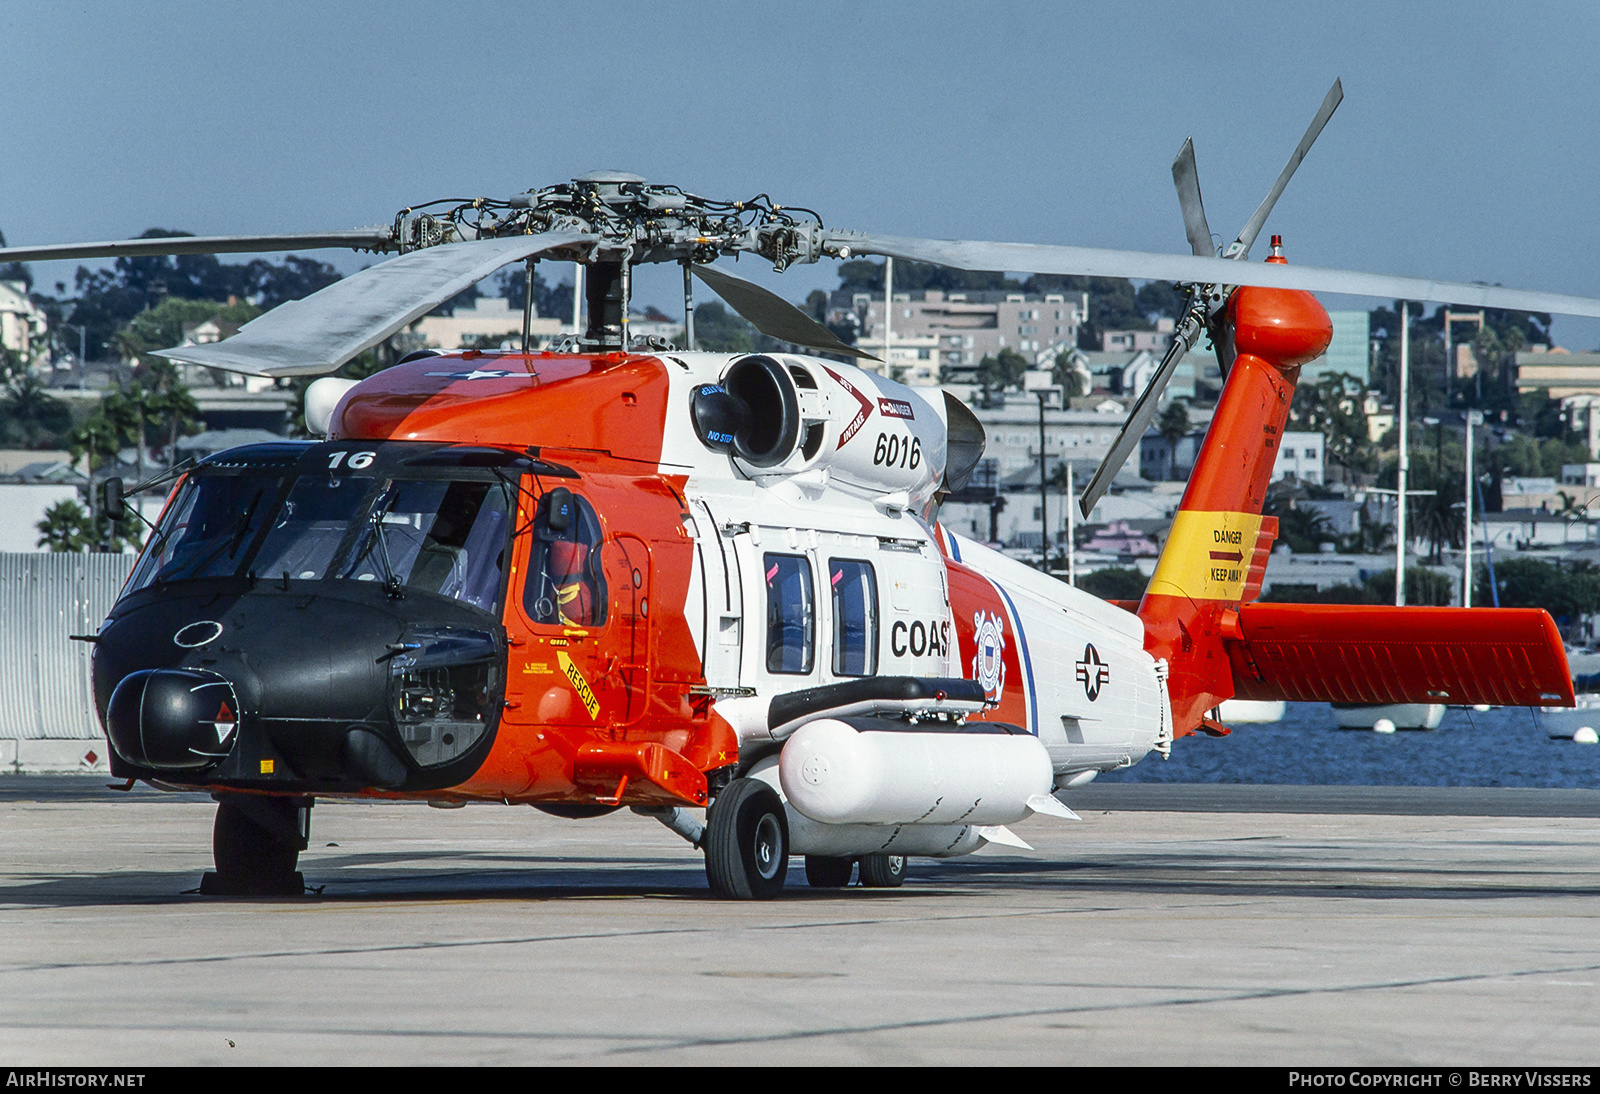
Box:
(6, 0, 1600, 347)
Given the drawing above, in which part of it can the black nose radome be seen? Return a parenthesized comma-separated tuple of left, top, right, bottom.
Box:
(106, 669, 240, 771)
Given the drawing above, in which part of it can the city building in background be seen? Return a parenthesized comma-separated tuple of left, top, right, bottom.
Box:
(1516, 346, 1600, 398)
(1271, 431, 1325, 484)
(0, 279, 47, 366)
(1300, 309, 1370, 385)
(841, 288, 1085, 379)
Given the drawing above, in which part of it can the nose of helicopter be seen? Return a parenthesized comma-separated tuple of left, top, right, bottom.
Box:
(94, 586, 505, 793)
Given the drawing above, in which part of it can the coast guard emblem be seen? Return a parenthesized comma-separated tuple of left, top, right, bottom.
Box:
(972, 610, 1007, 701)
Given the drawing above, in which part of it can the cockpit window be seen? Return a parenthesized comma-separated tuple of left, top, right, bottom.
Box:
(339, 479, 512, 610)
(252, 475, 371, 581)
(125, 468, 513, 614)
(126, 474, 284, 591)
(523, 487, 607, 626)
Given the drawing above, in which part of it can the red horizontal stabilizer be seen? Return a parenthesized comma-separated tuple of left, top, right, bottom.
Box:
(1225, 604, 1574, 707)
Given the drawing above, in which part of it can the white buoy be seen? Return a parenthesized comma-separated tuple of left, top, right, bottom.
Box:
(1372, 718, 1398, 734)
(1575, 726, 1598, 745)
(1472, 704, 1492, 713)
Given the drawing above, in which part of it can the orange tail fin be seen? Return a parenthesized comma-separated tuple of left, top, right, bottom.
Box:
(1138, 270, 1331, 735)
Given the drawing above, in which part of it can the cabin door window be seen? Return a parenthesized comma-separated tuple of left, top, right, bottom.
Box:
(763, 553, 815, 675)
(828, 558, 878, 677)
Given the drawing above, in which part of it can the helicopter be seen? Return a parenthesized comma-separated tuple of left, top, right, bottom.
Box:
(2, 81, 1584, 898)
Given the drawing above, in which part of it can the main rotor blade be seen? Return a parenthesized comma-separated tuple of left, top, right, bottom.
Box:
(690, 263, 878, 360)
(153, 231, 597, 377)
(1077, 318, 1200, 518)
(826, 231, 1600, 318)
(1172, 138, 1215, 258)
(1232, 78, 1343, 258)
(0, 229, 396, 264)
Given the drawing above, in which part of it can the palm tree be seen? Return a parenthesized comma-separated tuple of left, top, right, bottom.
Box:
(67, 410, 134, 543)
(35, 500, 93, 553)
(0, 374, 71, 448)
(1556, 490, 1586, 545)
(1158, 399, 1190, 443)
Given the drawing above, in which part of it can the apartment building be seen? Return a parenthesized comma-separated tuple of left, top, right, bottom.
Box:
(839, 288, 1086, 380)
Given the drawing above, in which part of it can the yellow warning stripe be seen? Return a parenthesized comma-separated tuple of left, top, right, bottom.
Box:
(1147, 510, 1264, 603)
(558, 650, 601, 720)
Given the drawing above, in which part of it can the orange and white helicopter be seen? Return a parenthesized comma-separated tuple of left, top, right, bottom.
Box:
(4, 82, 1585, 897)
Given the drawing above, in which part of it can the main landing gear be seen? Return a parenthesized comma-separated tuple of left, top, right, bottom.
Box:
(858, 853, 907, 888)
(703, 778, 910, 898)
(803, 854, 906, 889)
(199, 794, 311, 896)
(704, 778, 788, 899)
(803, 855, 854, 888)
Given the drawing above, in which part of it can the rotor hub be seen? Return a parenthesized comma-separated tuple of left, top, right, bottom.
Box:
(391, 176, 836, 273)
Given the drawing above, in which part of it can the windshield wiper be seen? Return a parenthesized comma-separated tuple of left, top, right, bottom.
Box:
(157, 489, 264, 583)
(367, 511, 406, 600)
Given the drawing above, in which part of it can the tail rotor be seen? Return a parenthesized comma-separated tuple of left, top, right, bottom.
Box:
(1076, 79, 1344, 519)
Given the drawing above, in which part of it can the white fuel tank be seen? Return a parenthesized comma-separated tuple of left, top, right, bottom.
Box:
(783, 812, 989, 858)
(778, 718, 1054, 827)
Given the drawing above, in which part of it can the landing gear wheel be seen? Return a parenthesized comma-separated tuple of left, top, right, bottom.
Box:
(202, 799, 304, 896)
(859, 853, 907, 888)
(704, 778, 788, 899)
(804, 854, 854, 888)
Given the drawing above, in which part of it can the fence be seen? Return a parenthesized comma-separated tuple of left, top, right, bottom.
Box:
(0, 553, 134, 770)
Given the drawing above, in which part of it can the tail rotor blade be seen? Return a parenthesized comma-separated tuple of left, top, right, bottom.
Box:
(1077, 314, 1201, 518)
(1230, 78, 1343, 259)
(1172, 138, 1215, 258)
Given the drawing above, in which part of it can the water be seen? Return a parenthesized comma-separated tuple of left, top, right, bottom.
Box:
(1097, 703, 1600, 788)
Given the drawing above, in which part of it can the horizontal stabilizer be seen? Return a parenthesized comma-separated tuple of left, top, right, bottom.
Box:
(1225, 604, 1573, 708)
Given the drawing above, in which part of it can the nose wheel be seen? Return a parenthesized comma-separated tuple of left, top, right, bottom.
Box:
(704, 778, 788, 899)
(200, 796, 310, 896)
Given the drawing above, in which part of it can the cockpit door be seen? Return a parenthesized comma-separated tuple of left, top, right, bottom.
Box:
(603, 532, 651, 724)
(505, 485, 615, 730)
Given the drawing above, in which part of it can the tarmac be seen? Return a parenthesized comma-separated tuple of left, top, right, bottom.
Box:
(3, 776, 1600, 1066)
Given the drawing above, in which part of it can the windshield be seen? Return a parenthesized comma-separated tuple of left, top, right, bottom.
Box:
(253, 475, 371, 580)
(127, 471, 514, 613)
(340, 479, 512, 610)
(127, 473, 284, 589)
